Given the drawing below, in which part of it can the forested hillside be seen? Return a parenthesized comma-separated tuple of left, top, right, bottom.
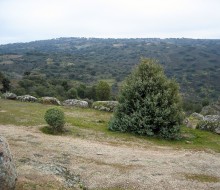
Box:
(0, 37, 220, 101)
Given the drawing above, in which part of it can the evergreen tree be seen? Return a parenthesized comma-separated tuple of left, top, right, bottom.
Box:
(109, 59, 183, 139)
(96, 81, 111, 100)
(67, 87, 78, 99)
(2, 78, 11, 93)
(77, 84, 86, 99)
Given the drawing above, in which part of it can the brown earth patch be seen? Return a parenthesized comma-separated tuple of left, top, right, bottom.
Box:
(0, 125, 220, 190)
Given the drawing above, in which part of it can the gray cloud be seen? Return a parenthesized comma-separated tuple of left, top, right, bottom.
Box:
(0, 0, 220, 44)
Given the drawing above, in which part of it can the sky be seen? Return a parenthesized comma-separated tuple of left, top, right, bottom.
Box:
(0, 0, 220, 44)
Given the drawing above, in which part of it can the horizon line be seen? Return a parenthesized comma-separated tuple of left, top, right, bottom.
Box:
(1, 36, 220, 46)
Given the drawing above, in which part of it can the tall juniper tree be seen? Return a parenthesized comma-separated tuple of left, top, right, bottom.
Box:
(109, 58, 183, 139)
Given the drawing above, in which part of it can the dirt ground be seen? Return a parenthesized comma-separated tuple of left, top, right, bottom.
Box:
(1, 125, 220, 190)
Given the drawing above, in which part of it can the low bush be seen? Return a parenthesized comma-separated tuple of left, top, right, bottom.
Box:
(44, 108, 65, 132)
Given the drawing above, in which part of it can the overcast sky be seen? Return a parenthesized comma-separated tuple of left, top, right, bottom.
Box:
(0, 0, 220, 44)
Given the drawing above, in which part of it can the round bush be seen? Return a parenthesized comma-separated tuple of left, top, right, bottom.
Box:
(44, 108, 65, 131)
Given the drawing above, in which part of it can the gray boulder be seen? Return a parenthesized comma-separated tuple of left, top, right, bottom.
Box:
(63, 99, 88, 108)
(204, 115, 220, 122)
(0, 136, 17, 190)
(40, 97, 61, 106)
(92, 101, 118, 112)
(196, 115, 220, 135)
(201, 99, 220, 115)
(17, 95, 38, 102)
(185, 112, 204, 129)
(191, 112, 204, 120)
(3, 92, 17, 100)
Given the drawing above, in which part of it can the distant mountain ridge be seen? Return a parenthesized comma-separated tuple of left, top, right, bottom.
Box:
(0, 37, 220, 100)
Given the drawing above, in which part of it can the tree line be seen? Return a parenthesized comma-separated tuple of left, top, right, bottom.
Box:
(0, 71, 111, 101)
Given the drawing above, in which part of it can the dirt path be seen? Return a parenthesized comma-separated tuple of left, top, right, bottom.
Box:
(1, 125, 220, 190)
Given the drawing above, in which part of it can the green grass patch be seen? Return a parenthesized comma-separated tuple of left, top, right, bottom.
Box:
(94, 188, 130, 190)
(0, 99, 50, 126)
(39, 126, 62, 135)
(0, 99, 220, 152)
(40, 125, 73, 135)
(184, 173, 220, 183)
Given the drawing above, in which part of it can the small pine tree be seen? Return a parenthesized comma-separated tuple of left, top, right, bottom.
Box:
(109, 59, 183, 139)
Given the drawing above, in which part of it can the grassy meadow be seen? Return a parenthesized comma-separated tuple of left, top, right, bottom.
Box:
(0, 99, 219, 152)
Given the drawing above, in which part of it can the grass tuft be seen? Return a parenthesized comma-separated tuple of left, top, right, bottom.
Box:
(184, 173, 220, 183)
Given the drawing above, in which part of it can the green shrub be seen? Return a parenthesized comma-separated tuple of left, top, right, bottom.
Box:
(96, 81, 111, 100)
(67, 87, 78, 99)
(44, 108, 65, 132)
(109, 58, 183, 139)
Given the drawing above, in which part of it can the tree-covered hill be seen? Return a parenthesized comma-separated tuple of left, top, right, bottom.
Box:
(0, 37, 220, 101)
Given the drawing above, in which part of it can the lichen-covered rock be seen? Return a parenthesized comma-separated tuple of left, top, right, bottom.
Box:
(191, 112, 204, 120)
(3, 92, 17, 100)
(204, 115, 220, 122)
(92, 101, 118, 112)
(63, 99, 88, 108)
(17, 95, 38, 102)
(186, 112, 204, 129)
(40, 97, 61, 106)
(196, 115, 220, 135)
(200, 99, 220, 115)
(0, 136, 17, 190)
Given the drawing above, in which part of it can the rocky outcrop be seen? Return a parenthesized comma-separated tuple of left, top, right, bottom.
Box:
(17, 95, 38, 102)
(3, 92, 17, 100)
(204, 115, 220, 122)
(40, 97, 61, 106)
(92, 101, 118, 112)
(63, 99, 88, 108)
(200, 99, 220, 115)
(197, 115, 220, 135)
(0, 136, 17, 190)
(191, 112, 204, 120)
(184, 112, 204, 129)
(186, 112, 220, 135)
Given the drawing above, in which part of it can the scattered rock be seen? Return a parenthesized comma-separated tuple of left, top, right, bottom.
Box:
(204, 115, 220, 122)
(92, 101, 118, 112)
(40, 97, 61, 105)
(183, 118, 192, 128)
(191, 113, 204, 120)
(185, 112, 220, 135)
(3, 92, 17, 100)
(197, 115, 220, 135)
(96, 153, 103, 155)
(39, 163, 82, 188)
(185, 112, 204, 129)
(0, 136, 17, 190)
(17, 94, 38, 102)
(200, 99, 220, 115)
(63, 99, 88, 108)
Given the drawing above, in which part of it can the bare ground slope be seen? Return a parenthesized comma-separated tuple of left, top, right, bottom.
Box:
(0, 125, 220, 190)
